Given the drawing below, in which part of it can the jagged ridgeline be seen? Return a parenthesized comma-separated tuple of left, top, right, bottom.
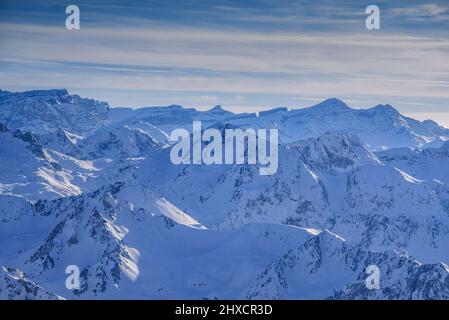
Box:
(1, 89, 449, 299)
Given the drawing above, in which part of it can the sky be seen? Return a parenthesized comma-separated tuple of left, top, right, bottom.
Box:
(1, 0, 449, 126)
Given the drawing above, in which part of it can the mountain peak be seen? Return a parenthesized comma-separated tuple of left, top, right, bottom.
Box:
(166, 104, 184, 109)
(370, 104, 400, 114)
(208, 105, 225, 112)
(311, 98, 351, 111)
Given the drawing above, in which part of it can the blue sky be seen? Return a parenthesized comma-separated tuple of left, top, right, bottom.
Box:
(1, 0, 449, 125)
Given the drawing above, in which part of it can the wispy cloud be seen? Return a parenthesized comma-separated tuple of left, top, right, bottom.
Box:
(390, 3, 448, 17)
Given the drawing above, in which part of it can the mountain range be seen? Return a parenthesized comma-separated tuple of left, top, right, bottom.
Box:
(0, 89, 448, 300)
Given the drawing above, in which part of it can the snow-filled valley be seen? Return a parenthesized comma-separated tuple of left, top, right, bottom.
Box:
(0, 89, 449, 299)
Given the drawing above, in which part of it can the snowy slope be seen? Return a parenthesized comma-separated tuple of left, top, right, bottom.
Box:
(377, 142, 449, 184)
(0, 266, 63, 300)
(77, 124, 164, 159)
(2, 183, 448, 299)
(0, 123, 86, 200)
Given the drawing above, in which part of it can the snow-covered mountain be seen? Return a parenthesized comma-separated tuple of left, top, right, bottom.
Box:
(143, 132, 449, 263)
(1, 89, 449, 300)
(248, 232, 449, 300)
(0, 89, 110, 136)
(112, 97, 449, 150)
(2, 89, 448, 150)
